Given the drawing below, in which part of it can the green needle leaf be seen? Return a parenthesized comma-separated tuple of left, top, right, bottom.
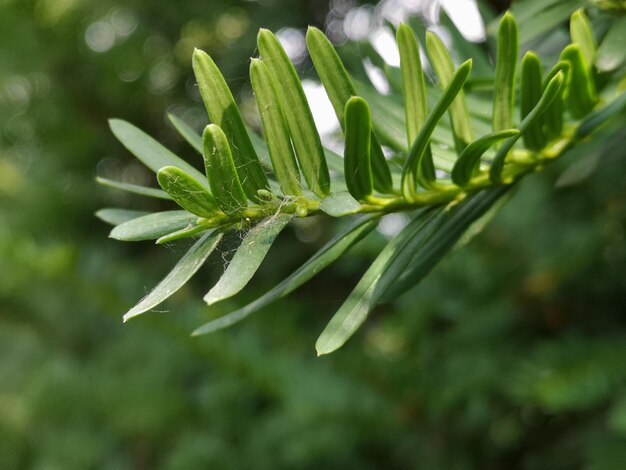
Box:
(397, 22, 428, 147)
(109, 211, 197, 241)
(192, 49, 269, 200)
(492, 12, 519, 134)
(426, 31, 474, 152)
(157, 166, 220, 217)
(109, 119, 208, 189)
(543, 61, 570, 139)
(202, 124, 248, 216)
(204, 214, 292, 306)
(192, 215, 379, 335)
(258, 29, 330, 197)
(451, 129, 520, 186)
(305, 26, 392, 194)
(123, 230, 223, 322)
(570, 9, 596, 67)
(519, 51, 547, 151)
(249, 59, 302, 196)
(96, 208, 150, 226)
(490, 72, 565, 183)
(344, 97, 373, 200)
(320, 192, 362, 217)
(156, 224, 209, 245)
(96, 176, 171, 200)
(168, 113, 202, 153)
(315, 209, 444, 356)
(560, 44, 596, 119)
(402, 59, 473, 200)
(575, 91, 626, 140)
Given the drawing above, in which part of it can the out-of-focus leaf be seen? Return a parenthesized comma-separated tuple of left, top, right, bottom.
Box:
(123, 230, 223, 322)
(192, 215, 379, 335)
(315, 209, 444, 355)
(109, 211, 196, 241)
(402, 60, 473, 200)
(167, 113, 202, 153)
(204, 214, 292, 306)
(250, 59, 302, 196)
(192, 49, 269, 200)
(202, 124, 248, 215)
(96, 176, 171, 200)
(95, 208, 150, 226)
(109, 119, 208, 189)
(343, 97, 373, 200)
(451, 129, 519, 186)
(561, 44, 596, 119)
(595, 16, 626, 73)
(570, 9, 596, 67)
(320, 192, 362, 217)
(493, 12, 518, 135)
(520, 52, 547, 150)
(156, 166, 220, 217)
(575, 91, 626, 139)
(258, 29, 330, 197)
(426, 32, 474, 153)
(490, 72, 564, 183)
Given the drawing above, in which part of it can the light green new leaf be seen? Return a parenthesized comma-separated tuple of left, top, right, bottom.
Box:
(397, 23, 428, 147)
(560, 44, 596, 119)
(109, 119, 209, 189)
(123, 230, 223, 322)
(204, 214, 292, 306)
(492, 12, 519, 134)
(543, 61, 569, 138)
(306, 26, 392, 194)
(344, 97, 373, 200)
(202, 124, 248, 215)
(156, 224, 209, 245)
(192, 49, 269, 200)
(250, 59, 302, 196)
(451, 129, 520, 186)
(595, 16, 626, 73)
(320, 192, 362, 217)
(96, 208, 150, 226)
(192, 215, 379, 335)
(520, 52, 546, 151)
(490, 72, 565, 183)
(157, 166, 220, 217)
(96, 176, 171, 200)
(168, 113, 203, 153)
(258, 29, 330, 197)
(402, 59, 473, 200)
(426, 31, 474, 152)
(570, 9, 595, 67)
(109, 211, 196, 241)
(315, 209, 444, 356)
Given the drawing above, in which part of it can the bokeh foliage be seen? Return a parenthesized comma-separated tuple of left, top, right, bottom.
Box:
(1, 0, 625, 468)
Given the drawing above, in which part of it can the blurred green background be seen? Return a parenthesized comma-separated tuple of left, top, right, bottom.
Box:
(1, 0, 625, 468)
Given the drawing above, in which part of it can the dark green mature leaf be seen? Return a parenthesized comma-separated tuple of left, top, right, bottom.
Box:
(192, 49, 269, 200)
(257, 29, 330, 197)
(157, 166, 220, 217)
(426, 31, 474, 153)
(402, 60, 473, 200)
(123, 230, 223, 322)
(109, 119, 208, 189)
(575, 91, 626, 139)
(520, 52, 546, 151)
(192, 215, 379, 335)
(109, 211, 196, 241)
(316, 209, 444, 355)
(570, 9, 596, 67)
(320, 192, 362, 217)
(95, 208, 150, 226)
(451, 129, 520, 186)
(202, 124, 248, 216)
(561, 44, 596, 119)
(344, 97, 373, 200)
(96, 176, 171, 200)
(493, 12, 519, 135)
(250, 59, 302, 196)
(168, 113, 203, 153)
(595, 16, 626, 73)
(490, 72, 565, 183)
(204, 214, 292, 306)
(305, 26, 392, 194)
